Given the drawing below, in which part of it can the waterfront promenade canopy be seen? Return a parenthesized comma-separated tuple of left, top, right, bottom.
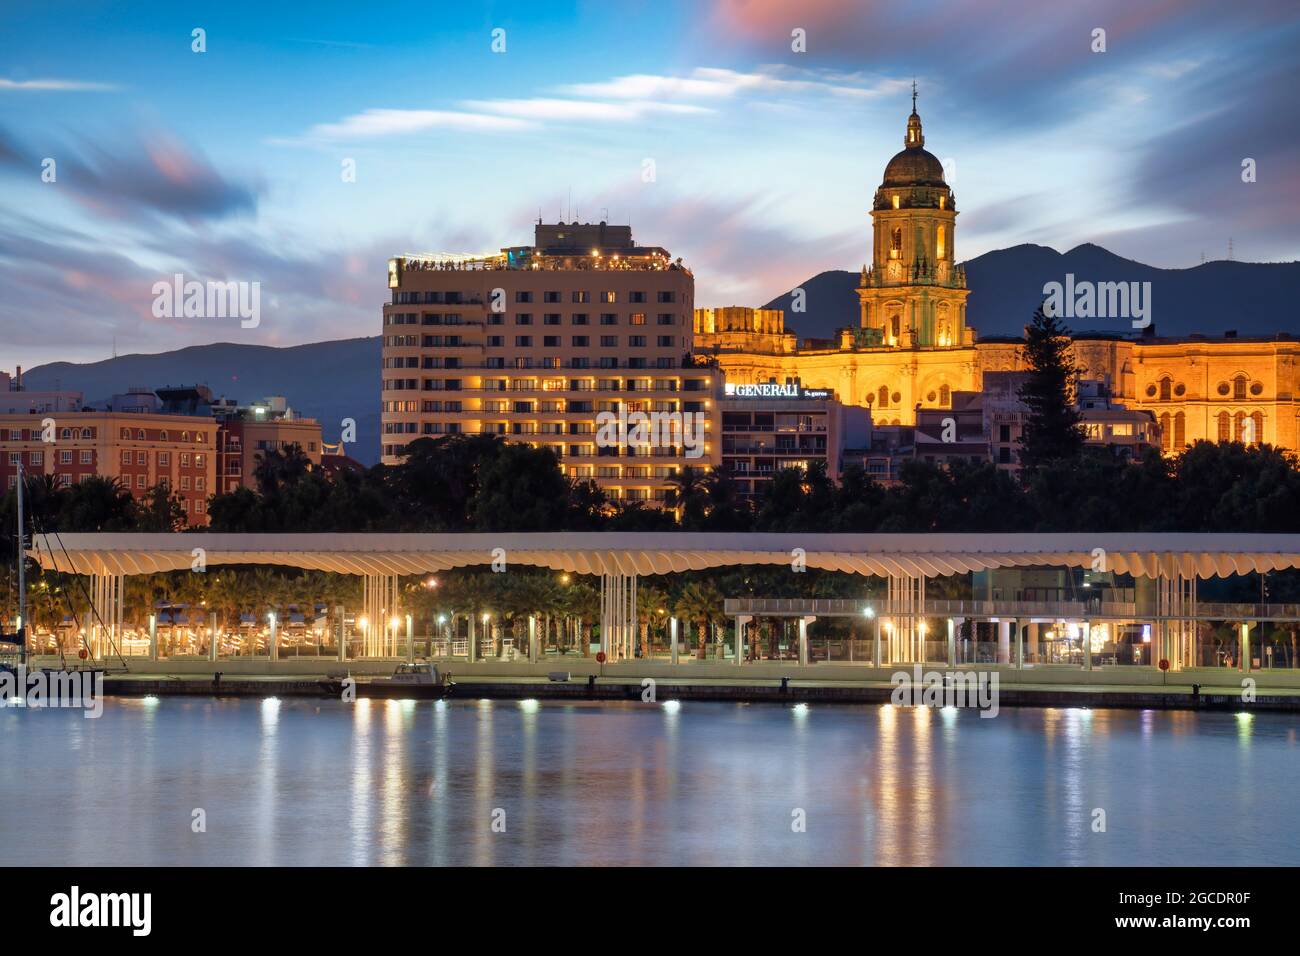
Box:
(28, 532, 1300, 580)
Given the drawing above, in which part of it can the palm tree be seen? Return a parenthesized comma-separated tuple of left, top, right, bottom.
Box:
(666, 465, 709, 528)
(637, 583, 668, 657)
(674, 579, 725, 660)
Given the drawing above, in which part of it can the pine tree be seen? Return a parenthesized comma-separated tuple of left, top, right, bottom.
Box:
(1017, 304, 1085, 470)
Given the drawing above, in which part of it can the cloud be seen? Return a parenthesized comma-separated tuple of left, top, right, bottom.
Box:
(462, 97, 712, 122)
(305, 108, 534, 140)
(0, 77, 118, 92)
(290, 64, 899, 146)
(0, 126, 260, 225)
(562, 66, 908, 103)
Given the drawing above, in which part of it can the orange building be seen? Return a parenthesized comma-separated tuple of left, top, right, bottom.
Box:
(0, 411, 218, 525)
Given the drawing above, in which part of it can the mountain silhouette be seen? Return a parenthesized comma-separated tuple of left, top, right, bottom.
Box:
(22, 338, 382, 464)
(762, 243, 1300, 342)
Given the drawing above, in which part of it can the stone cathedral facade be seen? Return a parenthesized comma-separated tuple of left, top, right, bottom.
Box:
(696, 96, 1300, 453)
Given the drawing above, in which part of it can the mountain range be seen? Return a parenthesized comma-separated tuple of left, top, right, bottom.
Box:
(764, 243, 1300, 342)
(18, 244, 1300, 466)
(22, 338, 382, 463)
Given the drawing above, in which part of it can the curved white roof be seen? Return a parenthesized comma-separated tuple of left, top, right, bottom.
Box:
(27, 531, 1300, 579)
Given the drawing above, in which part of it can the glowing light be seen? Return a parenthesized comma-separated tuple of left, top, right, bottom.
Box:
(662, 700, 681, 714)
(862, 607, 876, 618)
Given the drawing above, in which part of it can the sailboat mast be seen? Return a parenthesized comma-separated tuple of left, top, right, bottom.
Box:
(16, 459, 25, 665)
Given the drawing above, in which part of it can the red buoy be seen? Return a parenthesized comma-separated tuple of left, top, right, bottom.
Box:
(595, 651, 606, 664)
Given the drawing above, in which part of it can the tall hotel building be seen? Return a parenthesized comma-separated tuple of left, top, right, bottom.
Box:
(382, 222, 720, 503)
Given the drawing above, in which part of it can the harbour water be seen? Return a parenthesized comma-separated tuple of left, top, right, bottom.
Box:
(2, 697, 1296, 866)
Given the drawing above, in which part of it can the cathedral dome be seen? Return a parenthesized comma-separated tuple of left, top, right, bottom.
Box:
(882, 145, 947, 187)
(881, 89, 947, 188)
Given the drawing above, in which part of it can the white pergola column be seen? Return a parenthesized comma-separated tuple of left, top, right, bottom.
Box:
(1240, 623, 1251, 673)
(528, 616, 538, 664)
(670, 617, 679, 664)
(337, 607, 347, 662)
(600, 573, 636, 662)
(734, 614, 752, 665)
(1082, 619, 1092, 671)
(1015, 619, 1024, 669)
(886, 573, 924, 663)
(997, 620, 1011, 664)
(89, 570, 123, 661)
(798, 615, 815, 667)
(362, 574, 398, 658)
(148, 614, 158, 661)
(946, 618, 956, 667)
(269, 612, 279, 661)
(406, 615, 415, 663)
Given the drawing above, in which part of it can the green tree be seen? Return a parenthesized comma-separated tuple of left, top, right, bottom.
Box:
(1017, 304, 1085, 471)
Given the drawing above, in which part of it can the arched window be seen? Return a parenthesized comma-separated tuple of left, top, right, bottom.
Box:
(121, 428, 130, 440)
(890, 229, 902, 259)
(1233, 411, 1247, 442)
(1173, 411, 1185, 448)
(1234, 375, 1247, 400)
(80, 428, 91, 439)
(1159, 413, 1171, 452)
(1159, 377, 1172, 401)
(936, 225, 946, 259)
(1250, 411, 1264, 445)
(160, 430, 168, 441)
(1217, 411, 1231, 442)
(60, 428, 72, 440)
(137, 429, 146, 440)
(939, 384, 951, 405)
(878, 386, 890, 408)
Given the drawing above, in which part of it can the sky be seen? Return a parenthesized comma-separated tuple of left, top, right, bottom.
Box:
(1, 0, 1298, 368)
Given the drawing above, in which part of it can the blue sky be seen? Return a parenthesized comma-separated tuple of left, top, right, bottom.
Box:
(2, 0, 1298, 368)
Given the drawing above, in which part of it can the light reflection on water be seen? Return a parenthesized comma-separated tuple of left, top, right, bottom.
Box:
(1, 698, 1296, 866)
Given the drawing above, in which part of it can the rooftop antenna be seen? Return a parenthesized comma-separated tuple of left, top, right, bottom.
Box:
(1227, 237, 1234, 261)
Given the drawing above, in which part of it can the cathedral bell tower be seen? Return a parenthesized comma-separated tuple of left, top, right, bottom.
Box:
(857, 85, 970, 349)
